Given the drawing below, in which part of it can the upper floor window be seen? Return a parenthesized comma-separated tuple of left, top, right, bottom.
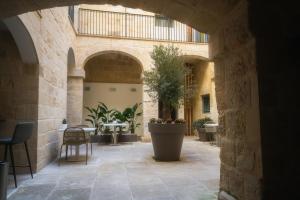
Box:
(202, 94, 210, 113)
(155, 15, 174, 28)
(68, 6, 75, 23)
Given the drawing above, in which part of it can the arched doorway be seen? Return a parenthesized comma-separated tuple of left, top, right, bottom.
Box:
(0, 17, 39, 172)
(1, 0, 296, 199)
(83, 51, 144, 135)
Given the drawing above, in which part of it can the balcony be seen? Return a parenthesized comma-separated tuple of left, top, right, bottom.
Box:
(75, 8, 209, 44)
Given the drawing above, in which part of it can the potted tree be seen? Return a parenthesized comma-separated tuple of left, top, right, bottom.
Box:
(144, 45, 192, 161)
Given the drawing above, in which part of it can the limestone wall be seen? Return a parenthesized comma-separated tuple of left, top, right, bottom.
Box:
(0, 25, 38, 170)
(18, 8, 77, 170)
(210, 1, 262, 199)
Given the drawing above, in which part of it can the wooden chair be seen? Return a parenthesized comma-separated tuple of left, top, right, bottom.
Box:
(59, 127, 89, 165)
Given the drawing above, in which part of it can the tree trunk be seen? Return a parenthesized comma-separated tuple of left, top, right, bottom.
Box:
(162, 103, 172, 120)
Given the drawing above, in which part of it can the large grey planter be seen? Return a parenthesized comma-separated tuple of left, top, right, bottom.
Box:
(0, 161, 8, 200)
(148, 123, 186, 161)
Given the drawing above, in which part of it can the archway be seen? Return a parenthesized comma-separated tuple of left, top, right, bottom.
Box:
(0, 0, 296, 199)
(0, 17, 39, 172)
(83, 51, 144, 135)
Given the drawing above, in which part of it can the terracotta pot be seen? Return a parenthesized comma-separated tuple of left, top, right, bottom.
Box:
(148, 123, 186, 161)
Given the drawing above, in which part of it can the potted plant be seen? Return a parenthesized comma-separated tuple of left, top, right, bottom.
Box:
(123, 103, 142, 134)
(144, 45, 193, 161)
(113, 103, 142, 142)
(85, 102, 115, 143)
(192, 117, 213, 141)
(61, 118, 68, 129)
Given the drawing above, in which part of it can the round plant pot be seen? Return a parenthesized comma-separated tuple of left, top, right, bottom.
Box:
(196, 127, 208, 141)
(148, 123, 186, 161)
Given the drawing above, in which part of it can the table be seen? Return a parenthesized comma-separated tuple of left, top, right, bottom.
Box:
(58, 127, 96, 157)
(103, 123, 127, 145)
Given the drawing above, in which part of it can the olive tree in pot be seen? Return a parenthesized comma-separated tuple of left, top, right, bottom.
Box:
(144, 45, 192, 161)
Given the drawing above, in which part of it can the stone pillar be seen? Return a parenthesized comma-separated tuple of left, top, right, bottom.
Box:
(67, 68, 85, 126)
(210, 0, 263, 199)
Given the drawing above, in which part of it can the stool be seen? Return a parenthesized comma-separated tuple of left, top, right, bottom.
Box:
(0, 122, 34, 188)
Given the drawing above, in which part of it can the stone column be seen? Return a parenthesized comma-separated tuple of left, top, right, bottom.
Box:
(67, 68, 85, 126)
(210, 0, 263, 199)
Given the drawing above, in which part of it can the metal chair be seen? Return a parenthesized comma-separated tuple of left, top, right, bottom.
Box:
(0, 122, 34, 188)
(59, 127, 89, 165)
(74, 125, 93, 155)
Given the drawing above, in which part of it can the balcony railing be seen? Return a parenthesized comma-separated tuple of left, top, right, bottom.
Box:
(77, 8, 208, 43)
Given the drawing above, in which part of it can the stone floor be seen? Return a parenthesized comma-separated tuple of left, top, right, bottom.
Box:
(7, 137, 220, 200)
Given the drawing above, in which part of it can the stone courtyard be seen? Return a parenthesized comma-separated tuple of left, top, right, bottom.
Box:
(7, 137, 220, 200)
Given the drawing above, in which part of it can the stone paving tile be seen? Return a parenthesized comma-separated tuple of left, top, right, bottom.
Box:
(47, 188, 91, 200)
(8, 184, 55, 200)
(6, 137, 220, 200)
(90, 185, 132, 200)
(130, 183, 173, 200)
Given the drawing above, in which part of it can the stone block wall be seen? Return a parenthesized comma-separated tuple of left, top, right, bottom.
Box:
(210, 0, 262, 199)
(0, 26, 38, 171)
(19, 7, 76, 170)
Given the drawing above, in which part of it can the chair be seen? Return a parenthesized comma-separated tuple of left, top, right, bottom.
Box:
(0, 122, 34, 188)
(75, 125, 92, 155)
(59, 127, 89, 165)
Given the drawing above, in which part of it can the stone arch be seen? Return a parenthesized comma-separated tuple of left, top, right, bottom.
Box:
(3, 16, 39, 65)
(2, 0, 293, 199)
(83, 50, 145, 73)
(0, 17, 39, 172)
(83, 50, 145, 135)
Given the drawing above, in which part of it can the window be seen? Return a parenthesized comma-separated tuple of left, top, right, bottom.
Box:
(155, 15, 174, 27)
(68, 6, 75, 23)
(202, 94, 210, 113)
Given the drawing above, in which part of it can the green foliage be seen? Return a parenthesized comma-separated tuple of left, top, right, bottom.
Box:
(117, 103, 142, 134)
(192, 117, 213, 129)
(85, 102, 142, 134)
(174, 118, 186, 124)
(85, 102, 116, 134)
(144, 45, 193, 119)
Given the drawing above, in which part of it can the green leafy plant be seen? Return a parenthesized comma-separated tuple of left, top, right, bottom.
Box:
(149, 118, 157, 123)
(85, 105, 102, 135)
(174, 118, 186, 124)
(144, 45, 193, 120)
(122, 103, 142, 134)
(85, 102, 116, 134)
(192, 117, 213, 129)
